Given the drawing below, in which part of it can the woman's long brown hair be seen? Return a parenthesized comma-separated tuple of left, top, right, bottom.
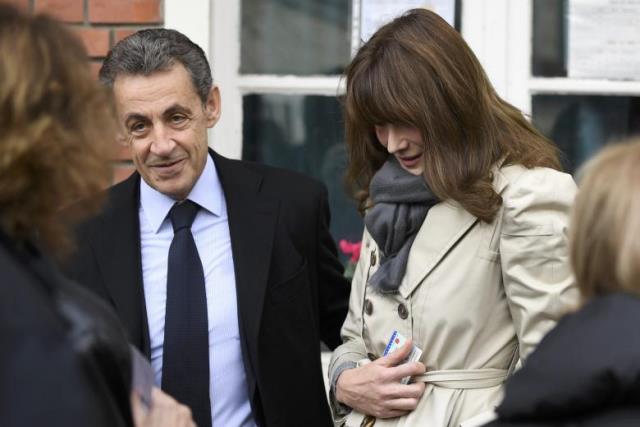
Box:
(344, 8, 561, 221)
(0, 5, 115, 252)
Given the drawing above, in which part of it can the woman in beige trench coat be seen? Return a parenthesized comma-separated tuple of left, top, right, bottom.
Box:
(329, 9, 579, 427)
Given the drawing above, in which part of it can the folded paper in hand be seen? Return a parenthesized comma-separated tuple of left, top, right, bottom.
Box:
(383, 330, 423, 384)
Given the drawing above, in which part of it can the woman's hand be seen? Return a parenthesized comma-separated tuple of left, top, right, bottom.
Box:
(335, 340, 426, 419)
(132, 388, 196, 427)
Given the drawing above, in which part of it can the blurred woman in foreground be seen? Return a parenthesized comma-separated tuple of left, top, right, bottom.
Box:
(0, 5, 193, 426)
(486, 140, 640, 427)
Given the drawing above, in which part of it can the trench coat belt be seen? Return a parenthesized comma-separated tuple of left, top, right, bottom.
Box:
(412, 368, 508, 389)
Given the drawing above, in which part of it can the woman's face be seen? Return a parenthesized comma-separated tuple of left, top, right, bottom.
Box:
(374, 124, 424, 175)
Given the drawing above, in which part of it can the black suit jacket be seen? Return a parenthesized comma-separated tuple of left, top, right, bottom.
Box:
(485, 293, 640, 427)
(65, 150, 350, 426)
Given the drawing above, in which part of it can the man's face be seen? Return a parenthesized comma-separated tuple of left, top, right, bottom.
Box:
(113, 63, 221, 200)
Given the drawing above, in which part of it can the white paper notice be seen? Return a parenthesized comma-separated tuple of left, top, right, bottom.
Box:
(568, 0, 640, 80)
(359, 0, 456, 43)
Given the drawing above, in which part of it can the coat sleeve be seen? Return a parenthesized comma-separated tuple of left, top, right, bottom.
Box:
(0, 272, 128, 427)
(0, 333, 127, 427)
(499, 167, 580, 360)
(327, 230, 371, 420)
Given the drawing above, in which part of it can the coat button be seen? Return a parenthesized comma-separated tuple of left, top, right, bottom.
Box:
(364, 299, 373, 315)
(398, 303, 409, 320)
(370, 251, 377, 266)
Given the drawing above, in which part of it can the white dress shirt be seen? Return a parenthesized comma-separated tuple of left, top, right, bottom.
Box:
(139, 155, 256, 427)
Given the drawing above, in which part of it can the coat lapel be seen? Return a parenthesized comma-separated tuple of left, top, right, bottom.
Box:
(399, 169, 509, 298)
(91, 173, 151, 356)
(212, 151, 278, 383)
(399, 201, 477, 298)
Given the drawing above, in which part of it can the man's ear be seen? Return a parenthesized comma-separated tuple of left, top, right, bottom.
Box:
(204, 85, 221, 128)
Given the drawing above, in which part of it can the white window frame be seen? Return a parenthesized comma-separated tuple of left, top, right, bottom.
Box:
(501, 0, 640, 115)
(164, 0, 640, 160)
(165, 0, 350, 159)
(460, 0, 640, 118)
(164, 0, 517, 160)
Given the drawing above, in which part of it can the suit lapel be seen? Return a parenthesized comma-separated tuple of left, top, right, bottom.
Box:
(212, 152, 278, 385)
(91, 152, 279, 376)
(399, 169, 509, 298)
(91, 173, 151, 356)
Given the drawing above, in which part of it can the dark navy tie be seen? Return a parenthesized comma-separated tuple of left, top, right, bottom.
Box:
(161, 200, 211, 427)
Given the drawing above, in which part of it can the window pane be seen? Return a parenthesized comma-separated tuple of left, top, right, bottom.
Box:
(532, 95, 640, 172)
(241, 0, 351, 75)
(532, 0, 567, 77)
(242, 94, 363, 252)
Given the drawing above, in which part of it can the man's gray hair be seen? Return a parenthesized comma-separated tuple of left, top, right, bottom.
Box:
(99, 28, 213, 104)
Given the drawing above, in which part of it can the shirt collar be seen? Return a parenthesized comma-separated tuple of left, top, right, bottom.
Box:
(140, 154, 223, 233)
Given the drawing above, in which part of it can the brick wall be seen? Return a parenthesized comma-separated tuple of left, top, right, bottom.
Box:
(3, 0, 164, 183)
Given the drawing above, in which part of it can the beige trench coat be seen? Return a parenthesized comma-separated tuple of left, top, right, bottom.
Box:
(329, 165, 579, 427)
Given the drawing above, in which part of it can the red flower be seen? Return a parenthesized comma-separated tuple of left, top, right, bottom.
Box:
(339, 240, 362, 263)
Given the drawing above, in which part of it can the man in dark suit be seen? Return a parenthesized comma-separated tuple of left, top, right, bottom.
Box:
(65, 29, 350, 427)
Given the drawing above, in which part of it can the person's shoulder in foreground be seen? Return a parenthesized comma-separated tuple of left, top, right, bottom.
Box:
(485, 293, 640, 427)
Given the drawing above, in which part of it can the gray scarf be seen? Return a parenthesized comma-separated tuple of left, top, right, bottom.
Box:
(364, 157, 439, 293)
